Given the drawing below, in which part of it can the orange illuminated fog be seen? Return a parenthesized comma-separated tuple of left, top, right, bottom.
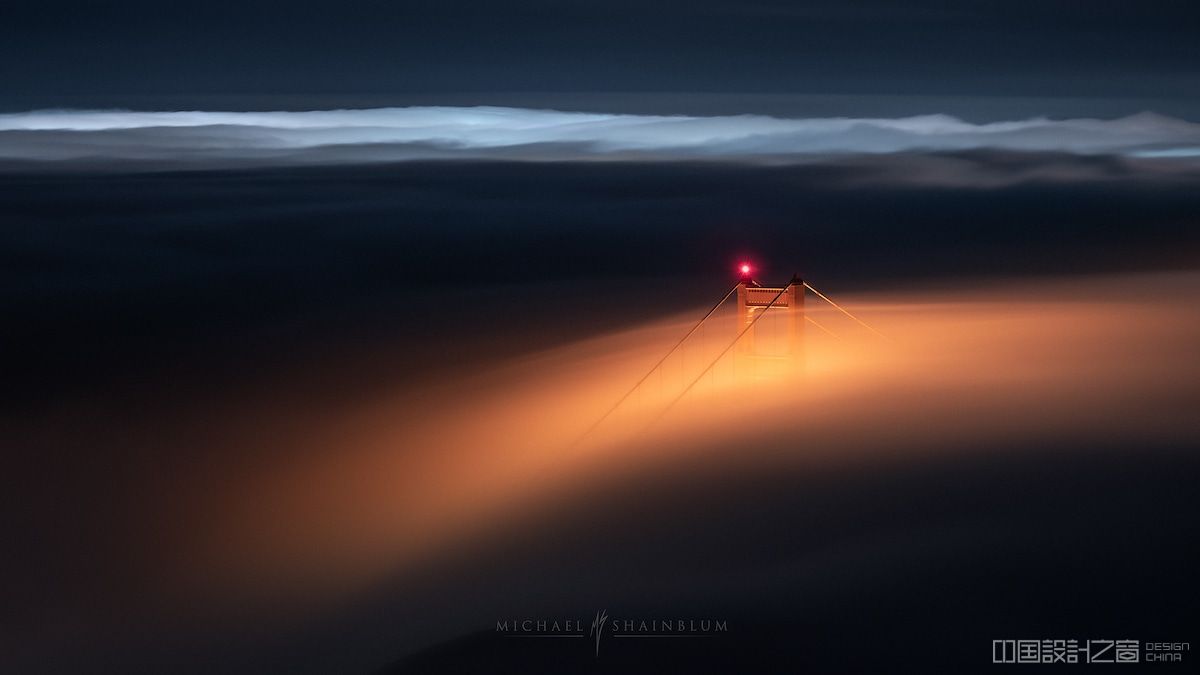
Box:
(158, 271, 1200, 620)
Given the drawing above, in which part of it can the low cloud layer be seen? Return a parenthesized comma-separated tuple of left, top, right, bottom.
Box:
(3, 106, 1200, 169)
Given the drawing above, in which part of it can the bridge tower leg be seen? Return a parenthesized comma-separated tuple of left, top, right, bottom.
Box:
(788, 276, 806, 372)
(735, 281, 756, 373)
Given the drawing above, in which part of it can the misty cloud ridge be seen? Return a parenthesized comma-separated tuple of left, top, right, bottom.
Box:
(2, 106, 1200, 168)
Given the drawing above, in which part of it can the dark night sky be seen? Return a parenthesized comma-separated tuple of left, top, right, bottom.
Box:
(2, 0, 1199, 115)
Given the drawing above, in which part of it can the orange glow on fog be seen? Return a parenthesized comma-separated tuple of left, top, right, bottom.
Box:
(97, 272, 1200, 617)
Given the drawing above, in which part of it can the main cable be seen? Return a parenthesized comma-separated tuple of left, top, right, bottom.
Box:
(802, 281, 890, 341)
(570, 283, 739, 447)
(647, 284, 790, 429)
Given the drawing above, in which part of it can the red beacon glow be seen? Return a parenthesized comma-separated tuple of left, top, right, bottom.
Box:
(739, 263, 752, 276)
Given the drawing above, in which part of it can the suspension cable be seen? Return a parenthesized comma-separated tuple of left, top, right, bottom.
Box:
(802, 281, 890, 341)
(805, 314, 840, 339)
(648, 284, 789, 428)
(571, 283, 739, 446)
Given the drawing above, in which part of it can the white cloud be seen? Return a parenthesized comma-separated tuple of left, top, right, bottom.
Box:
(2, 106, 1199, 167)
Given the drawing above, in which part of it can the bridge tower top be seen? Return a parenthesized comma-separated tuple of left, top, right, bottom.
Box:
(734, 264, 805, 364)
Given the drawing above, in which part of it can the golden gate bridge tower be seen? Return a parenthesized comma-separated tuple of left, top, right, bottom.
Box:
(573, 261, 882, 445)
(734, 263, 806, 377)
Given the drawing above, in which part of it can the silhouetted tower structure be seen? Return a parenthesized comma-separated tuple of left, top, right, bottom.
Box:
(735, 267, 805, 376)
